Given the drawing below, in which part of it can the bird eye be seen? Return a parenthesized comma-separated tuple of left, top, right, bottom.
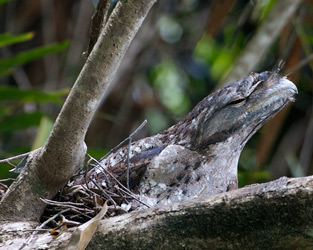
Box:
(228, 98, 246, 107)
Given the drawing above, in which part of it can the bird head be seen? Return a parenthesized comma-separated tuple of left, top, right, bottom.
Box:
(179, 71, 297, 153)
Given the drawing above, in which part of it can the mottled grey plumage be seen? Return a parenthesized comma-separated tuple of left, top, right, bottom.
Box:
(76, 71, 297, 208)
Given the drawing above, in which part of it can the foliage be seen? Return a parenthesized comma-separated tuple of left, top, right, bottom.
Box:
(0, 40, 69, 76)
(0, 32, 34, 48)
(151, 59, 190, 117)
(0, 17, 69, 178)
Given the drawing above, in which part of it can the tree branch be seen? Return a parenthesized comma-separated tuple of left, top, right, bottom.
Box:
(90, 176, 313, 249)
(86, 0, 111, 55)
(0, 0, 156, 222)
(1, 176, 313, 249)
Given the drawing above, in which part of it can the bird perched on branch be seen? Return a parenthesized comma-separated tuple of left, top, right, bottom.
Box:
(75, 71, 297, 208)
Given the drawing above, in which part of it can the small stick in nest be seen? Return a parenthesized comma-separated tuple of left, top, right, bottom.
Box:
(40, 198, 94, 213)
(0, 148, 41, 173)
(88, 155, 150, 208)
(98, 120, 147, 162)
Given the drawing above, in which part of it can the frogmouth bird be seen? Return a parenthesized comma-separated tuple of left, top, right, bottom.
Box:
(75, 71, 297, 208)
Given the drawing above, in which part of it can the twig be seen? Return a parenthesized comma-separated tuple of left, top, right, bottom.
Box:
(107, 205, 129, 213)
(0, 148, 41, 165)
(19, 208, 72, 250)
(5, 161, 16, 168)
(38, 208, 71, 229)
(88, 155, 150, 208)
(40, 198, 85, 207)
(40, 198, 94, 213)
(115, 185, 129, 204)
(0, 178, 16, 182)
(90, 179, 117, 208)
(84, 157, 94, 190)
(23, 228, 51, 232)
(129, 119, 148, 139)
(285, 53, 313, 75)
(93, 185, 119, 197)
(99, 120, 147, 162)
(68, 208, 93, 220)
(127, 135, 131, 190)
(101, 120, 147, 190)
(57, 214, 81, 228)
(62, 184, 90, 198)
(0, 182, 8, 190)
(88, 155, 131, 192)
(118, 186, 150, 208)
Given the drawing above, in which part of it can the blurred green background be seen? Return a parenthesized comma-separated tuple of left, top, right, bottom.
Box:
(0, 0, 312, 188)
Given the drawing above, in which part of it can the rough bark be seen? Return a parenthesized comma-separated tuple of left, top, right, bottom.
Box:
(221, 0, 303, 87)
(1, 176, 313, 249)
(0, 0, 157, 222)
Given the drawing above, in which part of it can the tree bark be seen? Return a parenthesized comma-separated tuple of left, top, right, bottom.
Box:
(0, 0, 157, 222)
(1, 176, 313, 249)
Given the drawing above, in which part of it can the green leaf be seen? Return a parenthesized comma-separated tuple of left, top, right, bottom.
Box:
(0, 0, 13, 5)
(0, 85, 68, 104)
(0, 40, 70, 76)
(0, 32, 34, 48)
(0, 112, 43, 133)
(259, 0, 277, 22)
(152, 59, 190, 116)
(0, 106, 7, 116)
(285, 154, 305, 177)
(193, 31, 243, 81)
(238, 171, 269, 187)
(193, 35, 217, 63)
(87, 147, 108, 160)
(32, 116, 54, 150)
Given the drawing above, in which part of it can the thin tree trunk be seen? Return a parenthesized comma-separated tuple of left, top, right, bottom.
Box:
(0, 0, 157, 222)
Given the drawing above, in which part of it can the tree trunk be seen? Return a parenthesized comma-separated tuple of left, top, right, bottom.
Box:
(0, 0, 157, 222)
(1, 176, 313, 249)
